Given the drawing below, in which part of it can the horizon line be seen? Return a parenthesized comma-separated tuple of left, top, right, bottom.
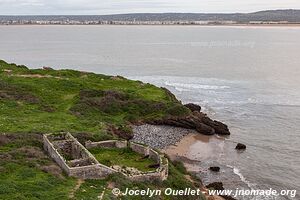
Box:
(1, 9, 300, 17)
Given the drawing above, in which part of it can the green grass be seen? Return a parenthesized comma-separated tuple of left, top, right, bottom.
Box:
(0, 133, 77, 200)
(73, 179, 107, 200)
(0, 60, 204, 200)
(0, 59, 190, 138)
(0, 133, 206, 200)
(0, 163, 76, 200)
(89, 147, 157, 172)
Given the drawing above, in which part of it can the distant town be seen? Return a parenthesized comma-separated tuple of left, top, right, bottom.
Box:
(1, 9, 300, 25)
(0, 20, 298, 26)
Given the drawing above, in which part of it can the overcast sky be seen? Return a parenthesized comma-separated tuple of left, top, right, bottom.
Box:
(1, 0, 300, 15)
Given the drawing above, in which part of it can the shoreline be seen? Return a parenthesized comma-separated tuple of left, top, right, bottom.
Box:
(162, 133, 217, 171)
(2, 24, 300, 28)
(133, 126, 231, 200)
(162, 132, 227, 173)
(132, 124, 226, 173)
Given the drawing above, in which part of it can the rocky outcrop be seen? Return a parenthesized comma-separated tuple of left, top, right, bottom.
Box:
(148, 109, 230, 136)
(235, 143, 246, 150)
(196, 123, 215, 135)
(206, 182, 224, 191)
(201, 116, 230, 136)
(184, 103, 201, 112)
(220, 195, 238, 200)
(209, 166, 220, 172)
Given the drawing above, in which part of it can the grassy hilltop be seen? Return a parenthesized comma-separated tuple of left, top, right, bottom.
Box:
(0, 59, 190, 138)
(0, 60, 205, 200)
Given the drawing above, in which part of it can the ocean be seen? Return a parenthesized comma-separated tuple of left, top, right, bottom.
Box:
(0, 25, 299, 200)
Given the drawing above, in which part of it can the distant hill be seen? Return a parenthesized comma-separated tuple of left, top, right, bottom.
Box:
(1, 9, 300, 23)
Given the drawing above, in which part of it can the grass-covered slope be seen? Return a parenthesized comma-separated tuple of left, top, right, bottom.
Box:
(89, 147, 157, 172)
(0, 60, 205, 200)
(0, 60, 190, 139)
(0, 133, 205, 200)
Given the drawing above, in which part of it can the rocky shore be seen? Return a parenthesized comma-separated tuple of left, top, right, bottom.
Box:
(147, 103, 231, 136)
(132, 103, 231, 149)
(132, 124, 194, 149)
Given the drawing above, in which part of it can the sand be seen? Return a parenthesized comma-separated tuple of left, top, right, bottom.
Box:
(163, 133, 225, 172)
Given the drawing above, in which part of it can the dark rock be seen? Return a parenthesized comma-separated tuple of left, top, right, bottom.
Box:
(148, 111, 230, 136)
(149, 117, 195, 129)
(220, 195, 238, 200)
(195, 123, 215, 135)
(206, 182, 224, 191)
(184, 103, 201, 112)
(235, 143, 246, 150)
(209, 166, 220, 172)
(201, 116, 230, 135)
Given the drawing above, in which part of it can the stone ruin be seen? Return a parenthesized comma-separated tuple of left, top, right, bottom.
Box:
(43, 132, 168, 181)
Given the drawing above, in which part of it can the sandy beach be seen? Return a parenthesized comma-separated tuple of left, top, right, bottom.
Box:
(163, 133, 226, 172)
(132, 124, 226, 173)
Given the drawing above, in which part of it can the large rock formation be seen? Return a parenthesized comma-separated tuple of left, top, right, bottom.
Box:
(184, 103, 201, 112)
(206, 182, 224, 191)
(148, 106, 230, 136)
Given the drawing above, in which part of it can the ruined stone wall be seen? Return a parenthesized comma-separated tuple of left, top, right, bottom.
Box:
(159, 159, 169, 181)
(85, 140, 127, 149)
(68, 158, 95, 168)
(149, 149, 161, 164)
(116, 140, 127, 148)
(129, 142, 150, 156)
(43, 135, 70, 174)
(85, 140, 168, 181)
(68, 164, 116, 179)
(44, 134, 168, 181)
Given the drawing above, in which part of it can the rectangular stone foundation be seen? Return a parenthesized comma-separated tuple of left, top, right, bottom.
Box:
(44, 133, 168, 181)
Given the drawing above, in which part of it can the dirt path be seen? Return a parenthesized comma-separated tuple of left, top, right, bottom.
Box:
(69, 179, 85, 199)
(9, 74, 68, 80)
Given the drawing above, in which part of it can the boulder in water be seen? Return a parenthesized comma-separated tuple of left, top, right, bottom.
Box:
(235, 143, 246, 150)
(209, 166, 220, 172)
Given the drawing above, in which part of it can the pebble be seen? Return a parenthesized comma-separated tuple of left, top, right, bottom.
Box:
(131, 124, 193, 149)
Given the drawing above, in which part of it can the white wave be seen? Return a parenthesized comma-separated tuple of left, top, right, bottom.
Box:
(165, 81, 230, 90)
(227, 165, 256, 189)
(128, 75, 300, 107)
(173, 87, 191, 92)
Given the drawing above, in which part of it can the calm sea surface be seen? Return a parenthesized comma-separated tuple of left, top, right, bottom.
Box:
(0, 25, 299, 200)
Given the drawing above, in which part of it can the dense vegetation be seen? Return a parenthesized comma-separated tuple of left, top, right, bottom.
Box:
(0, 60, 205, 200)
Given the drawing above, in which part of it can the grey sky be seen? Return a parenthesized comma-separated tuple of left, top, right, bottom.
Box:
(0, 0, 300, 15)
